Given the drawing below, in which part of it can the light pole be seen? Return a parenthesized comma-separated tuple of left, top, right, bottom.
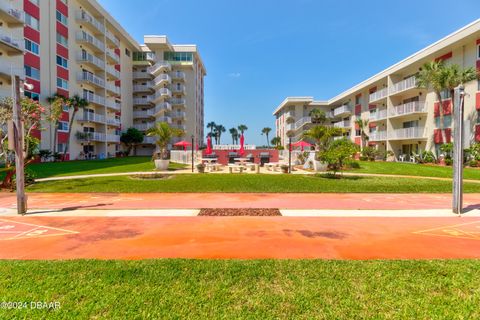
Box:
(452, 85, 465, 214)
(288, 136, 292, 173)
(191, 135, 194, 173)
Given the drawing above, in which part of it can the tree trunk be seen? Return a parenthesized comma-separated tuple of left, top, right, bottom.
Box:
(266, 133, 270, 147)
(63, 109, 77, 161)
(53, 121, 58, 154)
(436, 91, 445, 146)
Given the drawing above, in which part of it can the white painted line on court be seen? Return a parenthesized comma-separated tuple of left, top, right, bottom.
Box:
(0, 209, 200, 217)
(280, 209, 480, 217)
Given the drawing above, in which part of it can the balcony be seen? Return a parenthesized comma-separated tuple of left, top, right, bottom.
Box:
(172, 86, 186, 95)
(133, 97, 154, 105)
(333, 105, 352, 117)
(106, 65, 120, 79)
(333, 120, 351, 128)
(294, 116, 312, 129)
(0, 32, 23, 55)
(389, 76, 417, 95)
(133, 71, 152, 80)
(76, 131, 106, 142)
(171, 111, 186, 119)
(78, 112, 105, 124)
(105, 99, 121, 111)
(143, 136, 156, 144)
(75, 10, 105, 34)
(106, 48, 120, 64)
(77, 71, 105, 88)
(389, 101, 427, 118)
(0, 1, 24, 26)
(172, 124, 186, 131)
(76, 31, 105, 52)
(153, 73, 171, 87)
(83, 92, 105, 106)
(369, 87, 388, 103)
(154, 102, 172, 115)
(157, 116, 172, 124)
(152, 88, 172, 103)
(0, 61, 24, 81)
(106, 117, 121, 126)
(171, 71, 186, 81)
(369, 131, 387, 141)
(133, 110, 155, 118)
(285, 123, 295, 132)
(388, 127, 426, 140)
(105, 29, 119, 47)
(106, 134, 120, 143)
(169, 98, 185, 106)
(284, 111, 295, 120)
(106, 83, 121, 96)
(370, 108, 388, 121)
(148, 61, 171, 76)
(133, 122, 154, 131)
(76, 51, 105, 70)
(133, 84, 153, 93)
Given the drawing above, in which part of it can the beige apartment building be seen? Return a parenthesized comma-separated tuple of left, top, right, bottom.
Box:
(274, 20, 480, 159)
(0, 0, 205, 160)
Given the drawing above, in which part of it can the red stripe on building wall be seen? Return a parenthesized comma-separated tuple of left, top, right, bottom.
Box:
(24, 26, 40, 43)
(115, 80, 121, 87)
(57, 132, 68, 143)
(354, 104, 362, 115)
(435, 52, 452, 62)
(24, 52, 40, 69)
(26, 78, 40, 94)
(434, 102, 440, 117)
(477, 39, 480, 45)
(56, 0, 68, 16)
(56, 22, 68, 37)
(444, 128, 452, 144)
(368, 104, 376, 110)
(57, 88, 69, 98)
(475, 125, 480, 142)
(476, 60, 480, 71)
(442, 100, 452, 116)
(23, 0, 39, 19)
(31, 129, 41, 139)
(115, 64, 121, 71)
(57, 66, 69, 80)
(354, 137, 361, 146)
(369, 123, 377, 128)
(476, 92, 480, 110)
(434, 129, 443, 144)
(114, 48, 120, 56)
(56, 44, 69, 59)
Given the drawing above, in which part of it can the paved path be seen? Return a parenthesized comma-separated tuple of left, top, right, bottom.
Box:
(1, 192, 479, 211)
(0, 215, 479, 259)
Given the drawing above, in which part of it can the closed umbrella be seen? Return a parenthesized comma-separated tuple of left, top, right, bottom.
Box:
(239, 134, 245, 155)
(292, 141, 313, 151)
(205, 136, 212, 155)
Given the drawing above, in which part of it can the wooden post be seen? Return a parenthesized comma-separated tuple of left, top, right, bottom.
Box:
(12, 75, 27, 215)
(452, 85, 465, 214)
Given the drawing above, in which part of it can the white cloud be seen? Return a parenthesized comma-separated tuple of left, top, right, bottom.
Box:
(228, 72, 241, 78)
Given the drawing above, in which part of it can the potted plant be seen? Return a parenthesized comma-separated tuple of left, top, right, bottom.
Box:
(280, 164, 289, 173)
(146, 122, 184, 171)
(196, 163, 206, 173)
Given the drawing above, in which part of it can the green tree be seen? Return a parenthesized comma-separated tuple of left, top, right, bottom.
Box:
(319, 138, 359, 177)
(309, 109, 327, 124)
(120, 127, 144, 156)
(206, 121, 216, 135)
(261, 127, 272, 147)
(46, 93, 66, 153)
(146, 122, 184, 160)
(271, 136, 281, 148)
(214, 124, 226, 144)
(237, 124, 248, 134)
(229, 127, 238, 144)
(355, 118, 369, 151)
(63, 95, 89, 160)
(302, 125, 343, 152)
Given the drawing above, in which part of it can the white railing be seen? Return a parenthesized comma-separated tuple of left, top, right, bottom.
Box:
(105, 29, 119, 46)
(390, 76, 417, 95)
(76, 31, 104, 52)
(77, 71, 105, 87)
(370, 108, 388, 120)
(106, 83, 120, 95)
(106, 65, 120, 78)
(0, 1, 24, 23)
(333, 105, 352, 117)
(172, 124, 186, 130)
(133, 110, 155, 118)
(76, 51, 105, 69)
(106, 134, 120, 143)
(284, 111, 295, 119)
(369, 131, 387, 141)
(389, 127, 426, 140)
(153, 88, 172, 100)
(172, 86, 186, 94)
(105, 99, 120, 111)
(153, 73, 171, 86)
(106, 117, 120, 126)
(333, 120, 350, 128)
(0, 32, 24, 51)
(133, 123, 154, 131)
(369, 87, 388, 103)
(133, 84, 152, 92)
(76, 10, 105, 34)
(147, 61, 171, 75)
(286, 123, 295, 131)
(133, 97, 153, 105)
(170, 150, 203, 164)
(389, 101, 427, 118)
(80, 112, 105, 123)
(171, 71, 185, 80)
(171, 111, 186, 119)
(143, 136, 156, 144)
(294, 116, 311, 129)
(157, 116, 172, 124)
(0, 61, 24, 78)
(83, 92, 105, 106)
(133, 71, 151, 79)
(154, 102, 172, 114)
(170, 98, 185, 106)
(106, 48, 119, 63)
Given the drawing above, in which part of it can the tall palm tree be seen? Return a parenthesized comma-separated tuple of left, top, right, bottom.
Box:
(46, 94, 67, 153)
(229, 127, 238, 144)
(302, 125, 343, 152)
(64, 95, 88, 159)
(271, 136, 281, 148)
(237, 124, 248, 134)
(214, 124, 226, 144)
(355, 119, 369, 151)
(146, 122, 184, 159)
(309, 109, 326, 124)
(261, 127, 272, 147)
(206, 121, 216, 135)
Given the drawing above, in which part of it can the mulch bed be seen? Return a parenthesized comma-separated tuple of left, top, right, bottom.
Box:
(199, 208, 281, 216)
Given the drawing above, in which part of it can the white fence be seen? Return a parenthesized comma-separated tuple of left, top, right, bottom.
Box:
(170, 150, 203, 164)
(212, 145, 256, 150)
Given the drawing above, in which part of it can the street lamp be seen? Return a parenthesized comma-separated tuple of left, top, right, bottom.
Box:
(191, 135, 195, 173)
(288, 136, 292, 174)
(452, 85, 465, 214)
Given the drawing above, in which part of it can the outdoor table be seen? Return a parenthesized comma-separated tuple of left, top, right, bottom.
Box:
(234, 158, 250, 165)
(201, 158, 218, 172)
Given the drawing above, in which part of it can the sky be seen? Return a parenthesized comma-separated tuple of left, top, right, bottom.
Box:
(99, 0, 480, 146)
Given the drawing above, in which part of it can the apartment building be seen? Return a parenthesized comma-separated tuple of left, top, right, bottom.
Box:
(0, 0, 205, 160)
(274, 20, 480, 158)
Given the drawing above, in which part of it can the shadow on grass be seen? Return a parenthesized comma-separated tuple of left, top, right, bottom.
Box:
(315, 173, 365, 180)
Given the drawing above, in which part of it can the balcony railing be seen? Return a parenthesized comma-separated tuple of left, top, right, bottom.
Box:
(0, 61, 24, 79)
(0, 32, 24, 53)
(143, 136, 156, 144)
(76, 31, 105, 52)
(76, 10, 105, 34)
(389, 76, 417, 95)
(171, 111, 186, 119)
(77, 71, 105, 88)
(153, 73, 171, 86)
(0, 1, 24, 25)
(171, 71, 186, 80)
(389, 101, 427, 118)
(285, 123, 295, 131)
(76, 51, 105, 70)
(105, 99, 121, 111)
(369, 87, 388, 103)
(133, 110, 155, 118)
(106, 83, 120, 95)
(388, 127, 426, 140)
(147, 61, 171, 75)
(169, 98, 185, 106)
(154, 102, 172, 114)
(106, 134, 120, 143)
(153, 88, 172, 100)
(106, 117, 121, 126)
(172, 86, 186, 94)
(369, 131, 387, 141)
(105, 29, 120, 47)
(106, 48, 120, 64)
(370, 108, 388, 121)
(133, 123, 154, 131)
(76, 131, 105, 142)
(133, 97, 153, 105)
(79, 112, 105, 124)
(172, 124, 186, 131)
(133, 84, 153, 92)
(106, 65, 120, 79)
(157, 116, 172, 124)
(294, 116, 311, 129)
(133, 71, 152, 79)
(333, 120, 350, 128)
(83, 92, 105, 106)
(333, 105, 352, 117)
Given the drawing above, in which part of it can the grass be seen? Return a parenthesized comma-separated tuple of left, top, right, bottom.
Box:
(0, 259, 479, 319)
(354, 160, 480, 180)
(22, 157, 186, 179)
(26, 173, 480, 193)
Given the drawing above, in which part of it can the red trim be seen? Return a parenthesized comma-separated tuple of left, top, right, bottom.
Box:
(26, 78, 40, 94)
(31, 129, 41, 139)
(476, 125, 480, 142)
(58, 132, 68, 143)
(56, 22, 68, 37)
(56, 0, 68, 16)
(57, 88, 69, 98)
(56, 44, 69, 59)
(444, 128, 452, 144)
(433, 129, 443, 144)
(476, 92, 480, 111)
(114, 48, 120, 56)
(354, 137, 361, 146)
(354, 104, 362, 116)
(369, 122, 377, 128)
(434, 102, 440, 117)
(115, 64, 121, 71)
(355, 93, 362, 98)
(24, 52, 40, 69)
(435, 52, 452, 62)
(476, 60, 480, 71)
(24, 26, 40, 43)
(476, 39, 480, 45)
(368, 104, 376, 110)
(57, 66, 69, 80)
(354, 122, 360, 130)
(115, 80, 121, 87)
(23, 0, 39, 19)
(442, 100, 452, 116)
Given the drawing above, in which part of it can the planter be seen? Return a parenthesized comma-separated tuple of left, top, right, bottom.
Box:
(154, 159, 170, 171)
(197, 164, 206, 173)
(313, 160, 328, 172)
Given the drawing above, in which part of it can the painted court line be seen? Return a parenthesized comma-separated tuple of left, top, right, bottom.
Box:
(0, 218, 79, 241)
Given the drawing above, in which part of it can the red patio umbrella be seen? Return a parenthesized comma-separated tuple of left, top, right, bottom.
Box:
(205, 135, 213, 155)
(292, 141, 312, 151)
(174, 140, 192, 151)
(239, 133, 245, 155)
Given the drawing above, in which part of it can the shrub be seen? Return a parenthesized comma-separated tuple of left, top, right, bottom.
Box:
(11, 168, 36, 189)
(319, 139, 359, 177)
(361, 146, 380, 161)
(469, 160, 478, 167)
(348, 161, 361, 169)
(415, 151, 436, 164)
(445, 158, 453, 166)
(297, 151, 310, 165)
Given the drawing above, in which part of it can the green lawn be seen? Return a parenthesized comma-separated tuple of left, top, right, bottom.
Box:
(24, 157, 186, 179)
(26, 173, 480, 193)
(354, 160, 480, 180)
(0, 259, 479, 319)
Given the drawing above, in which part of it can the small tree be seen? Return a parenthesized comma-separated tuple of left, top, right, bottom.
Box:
(120, 127, 144, 156)
(261, 127, 272, 147)
(206, 121, 216, 135)
(214, 124, 226, 144)
(355, 119, 369, 151)
(146, 122, 184, 160)
(229, 127, 238, 144)
(319, 138, 359, 177)
(309, 109, 326, 124)
(237, 124, 248, 134)
(302, 125, 343, 152)
(63, 95, 88, 160)
(271, 136, 281, 149)
(46, 94, 66, 153)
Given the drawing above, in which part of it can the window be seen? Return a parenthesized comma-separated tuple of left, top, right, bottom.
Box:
(25, 65, 40, 80)
(56, 10, 67, 25)
(24, 91, 39, 100)
(57, 143, 66, 153)
(56, 55, 68, 68)
(355, 129, 361, 136)
(25, 13, 39, 30)
(24, 39, 39, 55)
(164, 51, 194, 62)
(440, 89, 452, 100)
(125, 48, 130, 57)
(58, 121, 69, 132)
(477, 44, 480, 60)
(57, 77, 68, 89)
(403, 120, 419, 128)
(62, 104, 69, 112)
(355, 95, 362, 105)
(56, 33, 68, 47)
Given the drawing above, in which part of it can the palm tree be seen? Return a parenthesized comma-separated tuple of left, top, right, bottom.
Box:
(63, 95, 88, 159)
(302, 125, 344, 152)
(206, 121, 216, 135)
(46, 94, 67, 153)
(214, 124, 226, 145)
(146, 122, 184, 159)
(309, 109, 326, 124)
(355, 119, 369, 151)
(237, 124, 248, 134)
(261, 127, 272, 147)
(271, 136, 281, 148)
(229, 127, 238, 144)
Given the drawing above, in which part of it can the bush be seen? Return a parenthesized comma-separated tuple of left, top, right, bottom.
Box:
(348, 161, 361, 169)
(415, 151, 436, 164)
(297, 151, 310, 165)
(361, 146, 380, 161)
(445, 158, 453, 166)
(11, 168, 36, 189)
(469, 160, 478, 167)
(319, 139, 359, 177)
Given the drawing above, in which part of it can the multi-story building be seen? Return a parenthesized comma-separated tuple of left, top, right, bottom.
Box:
(274, 20, 480, 158)
(1, 0, 206, 160)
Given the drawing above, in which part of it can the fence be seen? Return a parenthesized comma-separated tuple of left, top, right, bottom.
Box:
(170, 150, 203, 164)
